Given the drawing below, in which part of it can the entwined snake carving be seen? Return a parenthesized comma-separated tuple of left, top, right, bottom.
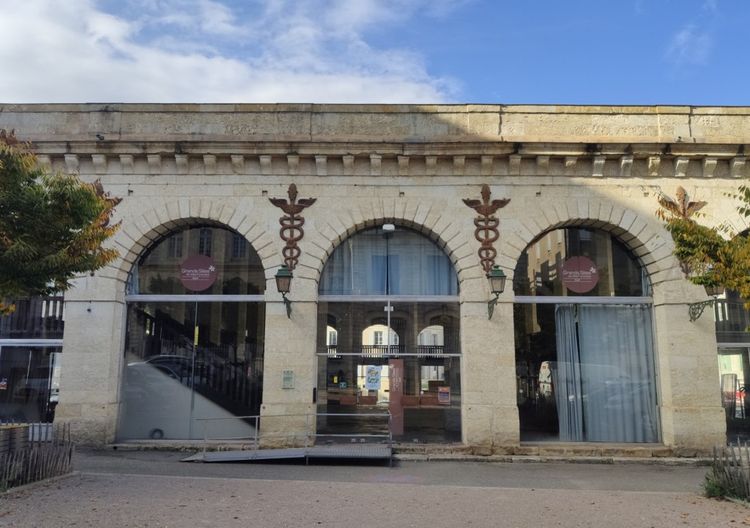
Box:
(463, 184, 510, 273)
(269, 184, 316, 270)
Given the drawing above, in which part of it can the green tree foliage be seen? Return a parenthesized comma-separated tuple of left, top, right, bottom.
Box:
(0, 130, 121, 314)
(658, 186, 750, 301)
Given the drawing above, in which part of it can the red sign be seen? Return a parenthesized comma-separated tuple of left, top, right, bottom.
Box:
(438, 386, 451, 405)
(388, 359, 404, 436)
(179, 255, 217, 291)
(561, 256, 599, 293)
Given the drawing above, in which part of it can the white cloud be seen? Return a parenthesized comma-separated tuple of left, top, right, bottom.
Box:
(665, 24, 712, 66)
(702, 0, 718, 13)
(0, 0, 462, 103)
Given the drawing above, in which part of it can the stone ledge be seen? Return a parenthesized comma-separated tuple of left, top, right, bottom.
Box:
(394, 454, 710, 466)
(103, 443, 713, 465)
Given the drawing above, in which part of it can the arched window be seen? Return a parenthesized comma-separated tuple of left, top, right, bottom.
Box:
(514, 227, 658, 443)
(317, 226, 461, 443)
(129, 225, 265, 295)
(319, 227, 457, 296)
(118, 225, 265, 441)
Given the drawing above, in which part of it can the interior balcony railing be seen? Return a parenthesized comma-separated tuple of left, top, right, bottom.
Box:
(0, 296, 65, 340)
(715, 300, 750, 344)
(324, 345, 446, 358)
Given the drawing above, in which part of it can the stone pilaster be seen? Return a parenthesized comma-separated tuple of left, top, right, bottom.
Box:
(259, 278, 317, 446)
(55, 275, 127, 445)
(460, 293, 519, 451)
(652, 279, 725, 452)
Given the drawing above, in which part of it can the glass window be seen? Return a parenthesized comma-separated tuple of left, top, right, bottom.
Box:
(0, 346, 62, 423)
(118, 301, 265, 441)
(317, 301, 461, 443)
(513, 227, 658, 443)
(317, 226, 460, 444)
(513, 227, 646, 297)
(119, 225, 266, 441)
(130, 226, 265, 295)
(231, 233, 247, 259)
(167, 233, 183, 258)
(198, 228, 213, 257)
(0, 296, 64, 340)
(319, 227, 458, 296)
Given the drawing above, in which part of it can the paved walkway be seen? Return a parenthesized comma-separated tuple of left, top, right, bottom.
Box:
(1, 449, 748, 527)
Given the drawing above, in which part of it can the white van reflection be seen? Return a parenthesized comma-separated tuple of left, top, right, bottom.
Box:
(118, 361, 256, 441)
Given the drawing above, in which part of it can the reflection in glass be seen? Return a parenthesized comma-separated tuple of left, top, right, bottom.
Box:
(513, 227, 646, 297)
(0, 296, 65, 340)
(118, 301, 265, 441)
(317, 302, 461, 443)
(515, 303, 658, 442)
(0, 346, 62, 423)
(513, 227, 658, 443)
(717, 347, 750, 442)
(130, 226, 265, 295)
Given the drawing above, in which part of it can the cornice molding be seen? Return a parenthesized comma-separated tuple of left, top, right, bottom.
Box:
(31, 141, 749, 179)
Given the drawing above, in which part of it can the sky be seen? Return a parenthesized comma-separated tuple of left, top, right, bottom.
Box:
(0, 0, 747, 105)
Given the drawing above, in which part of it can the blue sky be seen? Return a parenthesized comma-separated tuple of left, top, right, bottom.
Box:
(0, 0, 746, 104)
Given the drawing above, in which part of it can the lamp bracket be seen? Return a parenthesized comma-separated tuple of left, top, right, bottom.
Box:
(488, 292, 500, 320)
(281, 292, 292, 319)
(688, 298, 716, 322)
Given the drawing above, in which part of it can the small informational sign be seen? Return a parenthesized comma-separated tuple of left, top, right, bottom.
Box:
(438, 386, 451, 405)
(365, 366, 381, 391)
(179, 255, 218, 292)
(561, 256, 599, 293)
(282, 369, 294, 389)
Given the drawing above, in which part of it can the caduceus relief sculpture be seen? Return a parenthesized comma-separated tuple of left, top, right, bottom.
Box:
(463, 184, 510, 274)
(463, 184, 510, 319)
(269, 183, 317, 271)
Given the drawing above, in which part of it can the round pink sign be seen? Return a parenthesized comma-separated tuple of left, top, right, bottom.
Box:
(179, 255, 217, 291)
(561, 256, 599, 293)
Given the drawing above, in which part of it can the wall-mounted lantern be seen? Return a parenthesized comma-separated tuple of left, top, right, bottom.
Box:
(275, 264, 293, 318)
(487, 265, 507, 320)
(688, 283, 724, 322)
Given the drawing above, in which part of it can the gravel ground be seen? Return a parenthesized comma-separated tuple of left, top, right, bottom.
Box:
(0, 450, 748, 527)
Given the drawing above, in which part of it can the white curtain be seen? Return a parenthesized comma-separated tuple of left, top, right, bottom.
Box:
(553, 305, 584, 441)
(319, 228, 458, 295)
(577, 305, 658, 442)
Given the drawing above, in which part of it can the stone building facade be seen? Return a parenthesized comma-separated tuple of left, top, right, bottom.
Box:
(2, 104, 749, 453)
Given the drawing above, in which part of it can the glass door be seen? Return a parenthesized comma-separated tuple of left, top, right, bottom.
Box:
(316, 300, 461, 442)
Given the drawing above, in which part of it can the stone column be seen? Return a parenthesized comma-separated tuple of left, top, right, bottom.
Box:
(460, 280, 519, 453)
(652, 278, 725, 453)
(259, 277, 317, 446)
(55, 274, 127, 445)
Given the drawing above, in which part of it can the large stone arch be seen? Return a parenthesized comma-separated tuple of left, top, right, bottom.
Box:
(103, 198, 279, 286)
(298, 197, 479, 291)
(498, 200, 684, 290)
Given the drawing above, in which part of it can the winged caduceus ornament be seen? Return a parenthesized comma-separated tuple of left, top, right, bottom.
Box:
(463, 184, 510, 274)
(269, 184, 316, 270)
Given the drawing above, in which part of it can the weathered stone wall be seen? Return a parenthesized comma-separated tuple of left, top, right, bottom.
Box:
(2, 103, 745, 451)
